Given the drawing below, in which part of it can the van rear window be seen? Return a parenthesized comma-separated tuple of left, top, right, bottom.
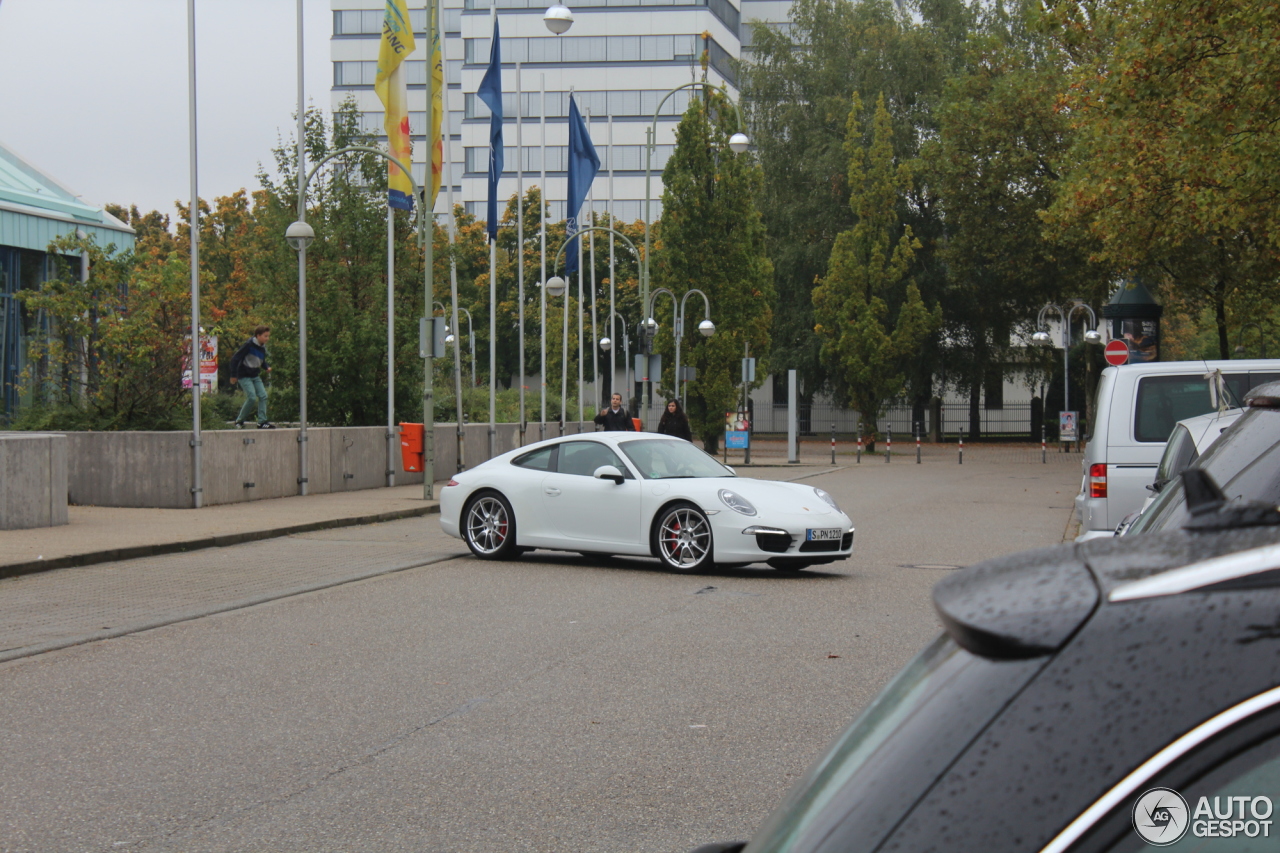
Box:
(1133, 372, 1275, 442)
(1134, 376, 1216, 442)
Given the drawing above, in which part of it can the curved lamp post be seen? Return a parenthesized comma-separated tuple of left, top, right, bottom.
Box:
(545, 225, 642, 428)
(1235, 322, 1268, 358)
(286, 145, 430, 496)
(641, 81, 747, 426)
(599, 309, 631, 402)
(1032, 300, 1102, 434)
(641, 287, 715, 413)
(675, 288, 714, 407)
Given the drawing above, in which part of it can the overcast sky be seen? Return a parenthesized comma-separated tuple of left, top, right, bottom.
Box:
(0, 0, 332, 221)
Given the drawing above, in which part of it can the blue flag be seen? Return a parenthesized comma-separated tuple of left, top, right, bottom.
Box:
(564, 94, 600, 275)
(477, 19, 503, 240)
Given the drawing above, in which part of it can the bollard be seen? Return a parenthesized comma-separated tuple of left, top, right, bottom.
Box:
(1041, 422, 1046, 464)
(959, 430, 964, 465)
(916, 422, 921, 464)
(886, 425, 892, 463)
(856, 422, 862, 464)
(831, 422, 836, 465)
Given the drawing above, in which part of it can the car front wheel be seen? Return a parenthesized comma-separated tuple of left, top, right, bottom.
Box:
(463, 491, 518, 559)
(652, 502, 714, 572)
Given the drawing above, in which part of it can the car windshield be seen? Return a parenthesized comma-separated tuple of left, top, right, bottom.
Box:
(618, 438, 734, 479)
(742, 635, 1045, 853)
(1129, 407, 1280, 534)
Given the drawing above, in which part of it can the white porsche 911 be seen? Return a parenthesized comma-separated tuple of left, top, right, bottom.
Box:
(439, 433, 854, 572)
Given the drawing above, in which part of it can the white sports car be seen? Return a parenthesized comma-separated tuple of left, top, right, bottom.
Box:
(439, 432, 854, 572)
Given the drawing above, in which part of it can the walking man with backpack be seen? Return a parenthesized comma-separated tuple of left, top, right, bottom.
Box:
(229, 325, 275, 429)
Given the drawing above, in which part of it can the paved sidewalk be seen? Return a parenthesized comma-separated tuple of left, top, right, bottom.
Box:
(0, 482, 447, 580)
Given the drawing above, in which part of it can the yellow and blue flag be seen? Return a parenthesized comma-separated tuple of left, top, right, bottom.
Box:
(429, 0, 444, 209)
(375, 0, 416, 211)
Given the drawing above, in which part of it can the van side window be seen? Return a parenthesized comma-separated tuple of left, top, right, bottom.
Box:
(1134, 376, 1216, 442)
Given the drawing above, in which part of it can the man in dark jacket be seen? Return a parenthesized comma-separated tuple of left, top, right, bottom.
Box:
(229, 325, 274, 429)
(594, 392, 635, 431)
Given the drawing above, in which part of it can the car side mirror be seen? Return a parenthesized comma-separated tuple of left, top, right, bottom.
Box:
(593, 465, 625, 484)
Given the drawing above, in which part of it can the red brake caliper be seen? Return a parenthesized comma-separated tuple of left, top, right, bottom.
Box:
(669, 519, 681, 556)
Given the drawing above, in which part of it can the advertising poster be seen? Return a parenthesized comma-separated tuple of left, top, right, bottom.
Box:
(1060, 410, 1078, 441)
(1121, 319, 1158, 363)
(181, 334, 218, 393)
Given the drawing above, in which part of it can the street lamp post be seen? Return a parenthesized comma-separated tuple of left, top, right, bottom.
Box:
(644, 287, 676, 408)
(287, 146, 429, 497)
(674, 288, 714, 408)
(445, 306, 476, 391)
(599, 309, 630, 403)
(1033, 301, 1102, 445)
(544, 225, 642, 430)
(640, 81, 748, 429)
(1235, 322, 1269, 358)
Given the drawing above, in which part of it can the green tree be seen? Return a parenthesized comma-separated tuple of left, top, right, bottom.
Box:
(924, 0, 1103, 433)
(813, 94, 939, 443)
(1045, 0, 1280, 357)
(15, 234, 196, 430)
(653, 90, 774, 451)
(743, 0, 972, 409)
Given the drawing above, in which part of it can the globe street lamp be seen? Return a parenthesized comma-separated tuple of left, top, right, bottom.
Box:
(543, 4, 573, 34)
(1033, 300, 1102, 441)
(675, 288, 714, 407)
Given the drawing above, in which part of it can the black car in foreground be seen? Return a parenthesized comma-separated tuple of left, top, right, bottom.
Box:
(693, 501, 1280, 853)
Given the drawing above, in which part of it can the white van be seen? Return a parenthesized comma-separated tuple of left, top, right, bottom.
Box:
(1074, 359, 1280, 540)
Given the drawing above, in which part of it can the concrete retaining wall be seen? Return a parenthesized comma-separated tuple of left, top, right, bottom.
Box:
(0, 433, 69, 529)
(59, 422, 594, 508)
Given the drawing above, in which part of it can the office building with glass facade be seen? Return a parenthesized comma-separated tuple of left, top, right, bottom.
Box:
(331, 0, 782, 226)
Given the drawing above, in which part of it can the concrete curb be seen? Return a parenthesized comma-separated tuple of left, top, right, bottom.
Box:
(0, 504, 441, 582)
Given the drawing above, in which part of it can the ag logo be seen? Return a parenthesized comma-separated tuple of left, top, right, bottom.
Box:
(1133, 787, 1190, 846)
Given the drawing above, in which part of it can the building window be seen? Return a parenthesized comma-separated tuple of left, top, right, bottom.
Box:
(463, 88, 690, 120)
(464, 34, 705, 66)
(463, 145, 673, 174)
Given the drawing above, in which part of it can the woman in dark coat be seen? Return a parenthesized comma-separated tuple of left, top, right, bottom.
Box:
(656, 399, 693, 441)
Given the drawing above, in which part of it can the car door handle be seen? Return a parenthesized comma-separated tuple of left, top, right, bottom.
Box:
(544, 487, 561, 496)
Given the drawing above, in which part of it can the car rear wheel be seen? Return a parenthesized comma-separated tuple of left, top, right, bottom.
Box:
(463, 491, 518, 560)
(652, 502, 714, 572)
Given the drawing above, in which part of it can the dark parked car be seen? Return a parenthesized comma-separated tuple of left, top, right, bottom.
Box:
(1127, 382, 1280, 536)
(692, 511, 1280, 852)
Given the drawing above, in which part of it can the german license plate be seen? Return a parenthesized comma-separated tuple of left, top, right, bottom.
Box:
(807, 528, 842, 541)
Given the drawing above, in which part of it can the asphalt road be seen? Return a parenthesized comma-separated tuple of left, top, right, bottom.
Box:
(0, 453, 1080, 853)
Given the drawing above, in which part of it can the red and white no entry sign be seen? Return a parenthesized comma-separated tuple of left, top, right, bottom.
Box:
(1104, 339, 1129, 366)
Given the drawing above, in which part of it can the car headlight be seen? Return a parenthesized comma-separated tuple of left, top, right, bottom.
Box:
(719, 488, 758, 516)
(814, 487, 841, 512)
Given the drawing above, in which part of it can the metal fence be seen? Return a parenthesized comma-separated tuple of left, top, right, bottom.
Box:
(755, 401, 1041, 441)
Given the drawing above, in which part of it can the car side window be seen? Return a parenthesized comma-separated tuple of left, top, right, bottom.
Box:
(512, 446, 556, 471)
(1067, 708, 1280, 852)
(556, 441, 630, 478)
(1134, 376, 1215, 442)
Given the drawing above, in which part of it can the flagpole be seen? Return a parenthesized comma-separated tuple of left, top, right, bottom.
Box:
(295, 0, 309, 496)
(187, 0, 203, 509)
(421, 0, 436, 498)
(539, 73, 547, 442)
(608, 113, 616, 403)
(440, 1, 465, 471)
(587, 110, 598, 414)
(387, 202, 396, 488)
(562, 87, 571, 436)
(516, 61, 525, 446)
(481, 9, 501, 459)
